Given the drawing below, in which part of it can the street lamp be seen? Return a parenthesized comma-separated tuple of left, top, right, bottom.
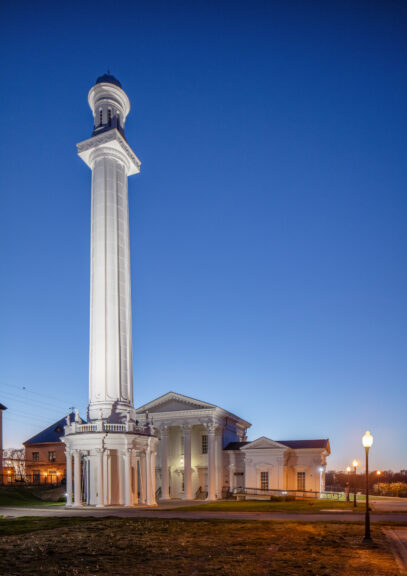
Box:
(345, 466, 351, 501)
(352, 460, 359, 508)
(362, 430, 374, 542)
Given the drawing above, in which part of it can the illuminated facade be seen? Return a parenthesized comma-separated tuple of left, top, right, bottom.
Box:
(63, 75, 158, 507)
(135, 392, 330, 499)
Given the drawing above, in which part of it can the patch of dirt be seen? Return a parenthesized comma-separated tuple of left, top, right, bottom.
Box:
(0, 518, 401, 575)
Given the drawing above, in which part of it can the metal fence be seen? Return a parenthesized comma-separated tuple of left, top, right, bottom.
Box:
(0, 474, 65, 487)
(230, 486, 344, 500)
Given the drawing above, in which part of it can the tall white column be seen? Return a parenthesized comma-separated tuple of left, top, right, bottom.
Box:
(160, 427, 169, 500)
(183, 425, 192, 500)
(228, 451, 235, 491)
(145, 440, 157, 506)
(118, 450, 125, 505)
(96, 449, 104, 507)
(73, 450, 82, 506)
(77, 78, 141, 421)
(139, 452, 146, 504)
(215, 429, 223, 498)
(132, 454, 139, 505)
(103, 450, 110, 506)
(124, 449, 132, 506)
(207, 423, 216, 500)
(66, 450, 73, 506)
(150, 447, 157, 506)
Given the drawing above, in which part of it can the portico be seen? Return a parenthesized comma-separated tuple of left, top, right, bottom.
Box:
(135, 392, 249, 500)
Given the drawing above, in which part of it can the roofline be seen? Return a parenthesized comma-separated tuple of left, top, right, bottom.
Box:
(135, 391, 251, 429)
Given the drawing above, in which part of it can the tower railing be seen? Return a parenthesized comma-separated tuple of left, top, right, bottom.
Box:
(65, 421, 153, 435)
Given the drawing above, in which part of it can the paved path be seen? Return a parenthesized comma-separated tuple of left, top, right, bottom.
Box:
(371, 498, 407, 512)
(1, 505, 407, 523)
(383, 527, 407, 574)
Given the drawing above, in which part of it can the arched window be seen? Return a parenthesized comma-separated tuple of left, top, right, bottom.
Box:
(99, 109, 103, 126)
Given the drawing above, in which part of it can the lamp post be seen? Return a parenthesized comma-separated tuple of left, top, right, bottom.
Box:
(362, 430, 373, 542)
(352, 460, 359, 508)
(346, 466, 351, 502)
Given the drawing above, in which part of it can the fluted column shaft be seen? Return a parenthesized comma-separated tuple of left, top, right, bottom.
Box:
(73, 451, 82, 506)
(183, 425, 192, 499)
(66, 451, 73, 506)
(160, 428, 169, 499)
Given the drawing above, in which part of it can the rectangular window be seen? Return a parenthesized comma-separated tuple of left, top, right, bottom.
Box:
(48, 451, 56, 462)
(201, 435, 208, 454)
(297, 472, 306, 491)
(33, 470, 40, 483)
(260, 471, 269, 490)
(32, 452, 39, 462)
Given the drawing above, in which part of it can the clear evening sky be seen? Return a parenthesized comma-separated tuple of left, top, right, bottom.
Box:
(0, 1, 406, 471)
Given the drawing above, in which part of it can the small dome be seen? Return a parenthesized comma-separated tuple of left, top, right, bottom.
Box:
(95, 73, 122, 89)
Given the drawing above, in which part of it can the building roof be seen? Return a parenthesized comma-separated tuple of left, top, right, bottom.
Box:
(277, 439, 330, 450)
(225, 438, 330, 451)
(0, 403, 7, 410)
(23, 412, 81, 446)
(224, 441, 250, 450)
(96, 73, 122, 88)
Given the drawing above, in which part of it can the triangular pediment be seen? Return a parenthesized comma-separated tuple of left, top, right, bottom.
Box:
(135, 392, 216, 414)
(242, 436, 288, 450)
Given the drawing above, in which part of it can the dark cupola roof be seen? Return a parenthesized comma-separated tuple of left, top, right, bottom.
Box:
(96, 73, 122, 89)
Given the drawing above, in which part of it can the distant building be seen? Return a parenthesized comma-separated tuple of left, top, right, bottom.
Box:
(23, 413, 79, 484)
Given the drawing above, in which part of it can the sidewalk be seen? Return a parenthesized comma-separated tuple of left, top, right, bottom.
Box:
(383, 527, 407, 575)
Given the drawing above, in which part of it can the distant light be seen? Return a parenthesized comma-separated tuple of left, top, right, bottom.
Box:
(362, 430, 374, 448)
(376, 470, 381, 476)
(282, 491, 287, 495)
(318, 467, 324, 473)
(179, 457, 184, 465)
(346, 466, 351, 473)
(352, 460, 359, 468)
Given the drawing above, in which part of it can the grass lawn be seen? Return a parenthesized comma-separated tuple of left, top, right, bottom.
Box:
(173, 498, 360, 513)
(0, 487, 64, 507)
(0, 517, 400, 575)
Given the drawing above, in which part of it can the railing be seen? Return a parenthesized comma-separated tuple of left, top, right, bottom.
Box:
(0, 473, 65, 487)
(230, 487, 344, 500)
(195, 486, 208, 500)
(66, 422, 152, 435)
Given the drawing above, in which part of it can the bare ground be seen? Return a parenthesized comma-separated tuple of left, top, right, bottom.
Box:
(0, 517, 401, 576)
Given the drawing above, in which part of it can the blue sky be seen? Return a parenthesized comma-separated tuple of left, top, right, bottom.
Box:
(0, 0, 406, 471)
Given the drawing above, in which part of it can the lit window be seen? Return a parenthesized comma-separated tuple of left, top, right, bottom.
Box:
(260, 471, 269, 490)
(48, 451, 56, 462)
(32, 452, 39, 462)
(201, 435, 208, 454)
(297, 472, 306, 491)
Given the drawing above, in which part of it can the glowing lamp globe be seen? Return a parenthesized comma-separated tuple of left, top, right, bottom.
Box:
(352, 460, 359, 468)
(362, 430, 374, 448)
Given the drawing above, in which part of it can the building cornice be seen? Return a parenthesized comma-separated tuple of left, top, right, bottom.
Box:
(77, 129, 141, 175)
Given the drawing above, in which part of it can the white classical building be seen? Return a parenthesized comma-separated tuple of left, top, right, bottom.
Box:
(135, 391, 330, 500)
(62, 75, 330, 507)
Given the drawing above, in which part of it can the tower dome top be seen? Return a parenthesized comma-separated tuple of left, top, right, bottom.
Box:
(95, 73, 122, 89)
